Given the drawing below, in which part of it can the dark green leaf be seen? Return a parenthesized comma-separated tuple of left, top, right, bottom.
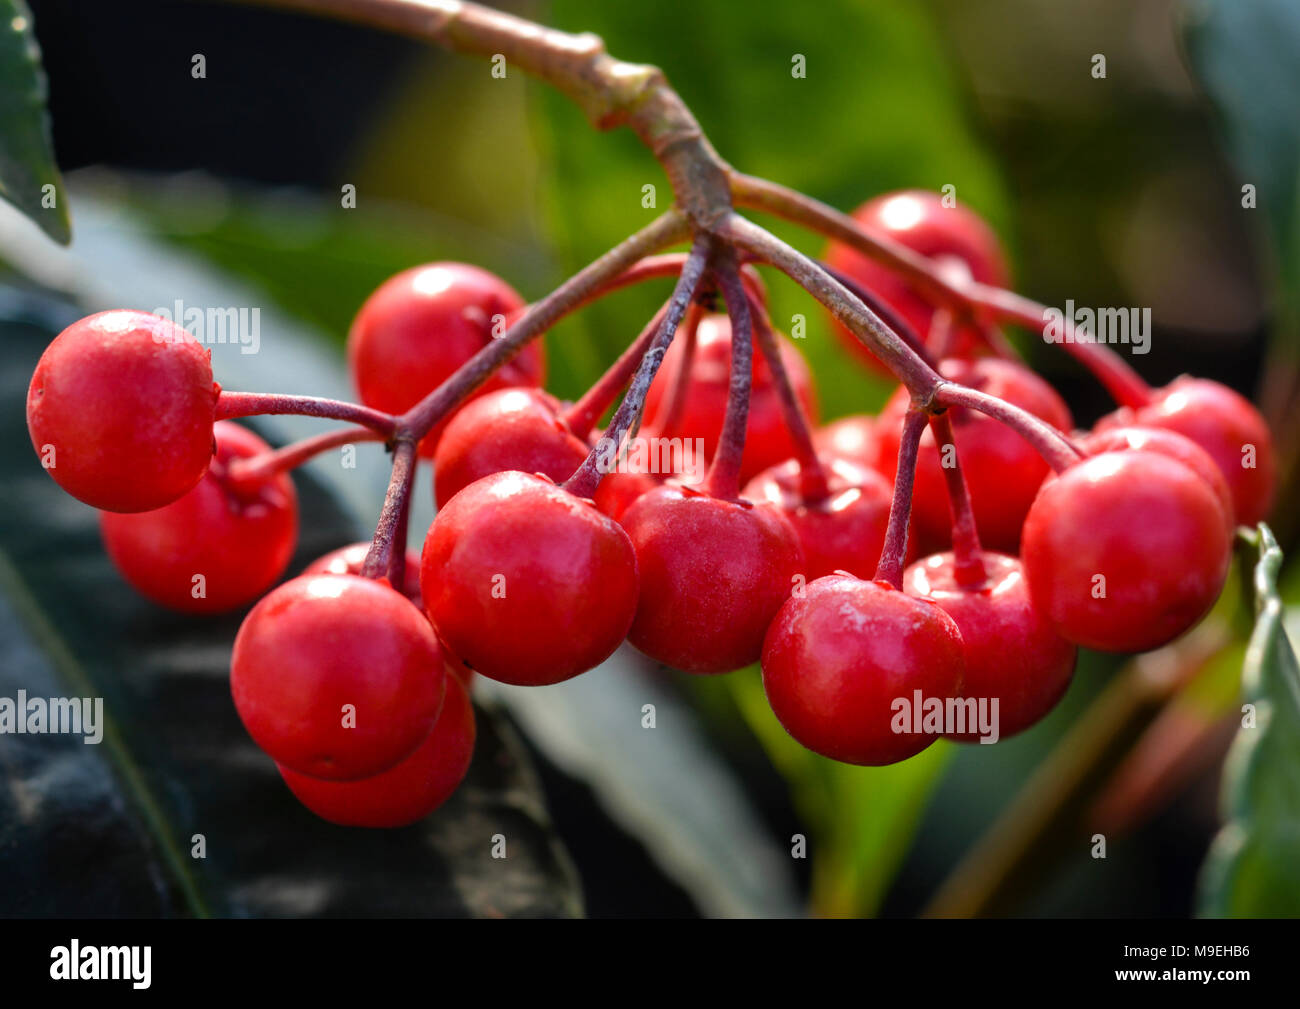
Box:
(1198, 525, 1300, 916)
(0, 291, 580, 917)
(0, 1, 69, 244)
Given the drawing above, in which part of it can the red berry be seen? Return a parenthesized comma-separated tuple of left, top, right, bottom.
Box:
(304, 542, 422, 604)
(432, 387, 588, 508)
(231, 573, 446, 780)
(1021, 450, 1231, 653)
(904, 552, 1076, 741)
(620, 484, 804, 674)
(824, 190, 1008, 370)
(347, 263, 544, 455)
(278, 671, 475, 828)
(761, 575, 964, 765)
(812, 414, 877, 468)
(642, 314, 818, 484)
(422, 471, 639, 686)
(592, 469, 660, 522)
(743, 455, 898, 581)
(100, 421, 298, 614)
(302, 542, 473, 685)
(1096, 377, 1275, 526)
(875, 357, 1073, 553)
(1080, 425, 1235, 531)
(26, 310, 219, 512)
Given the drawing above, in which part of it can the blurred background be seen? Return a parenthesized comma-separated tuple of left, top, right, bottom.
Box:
(4, 0, 1296, 917)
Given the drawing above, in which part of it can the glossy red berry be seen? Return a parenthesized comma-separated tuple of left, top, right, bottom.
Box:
(824, 190, 1008, 370)
(304, 544, 476, 686)
(347, 263, 544, 455)
(432, 387, 588, 508)
(304, 542, 423, 604)
(100, 422, 298, 614)
(643, 314, 818, 484)
(876, 357, 1073, 553)
(231, 573, 446, 780)
(904, 552, 1076, 742)
(812, 414, 877, 468)
(278, 670, 475, 828)
(27, 310, 219, 512)
(592, 469, 660, 522)
(620, 484, 804, 674)
(1021, 450, 1232, 653)
(1079, 425, 1235, 531)
(761, 575, 964, 765)
(743, 455, 897, 581)
(422, 471, 639, 686)
(1096, 377, 1275, 526)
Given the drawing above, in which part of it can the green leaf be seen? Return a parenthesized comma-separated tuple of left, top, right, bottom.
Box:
(719, 667, 950, 917)
(1198, 524, 1300, 916)
(0, 288, 581, 917)
(0, 0, 69, 244)
(1182, 0, 1300, 333)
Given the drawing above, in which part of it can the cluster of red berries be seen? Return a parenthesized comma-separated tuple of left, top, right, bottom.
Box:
(25, 190, 1276, 828)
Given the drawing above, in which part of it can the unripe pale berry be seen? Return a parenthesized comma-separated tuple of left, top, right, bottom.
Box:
(27, 310, 219, 512)
(100, 421, 298, 614)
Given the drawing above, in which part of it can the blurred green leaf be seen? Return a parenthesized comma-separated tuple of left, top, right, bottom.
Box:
(536, 0, 1011, 413)
(1182, 0, 1300, 335)
(725, 666, 950, 916)
(0, 0, 68, 244)
(1199, 524, 1300, 916)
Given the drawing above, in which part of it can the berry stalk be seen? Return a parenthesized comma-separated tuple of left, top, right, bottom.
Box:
(651, 301, 703, 434)
(874, 408, 927, 588)
(216, 391, 397, 436)
(225, 425, 385, 493)
(730, 173, 1154, 408)
(719, 213, 945, 401)
(934, 382, 1082, 473)
(564, 235, 713, 499)
(398, 210, 689, 443)
(702, 257, 754, 500)
(361, 437, 418, 582)
(744, 285, 830, 503)
(928, 412, 987, 586)
(563, 302, 671, 439)
(817, 258, 935, 368)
